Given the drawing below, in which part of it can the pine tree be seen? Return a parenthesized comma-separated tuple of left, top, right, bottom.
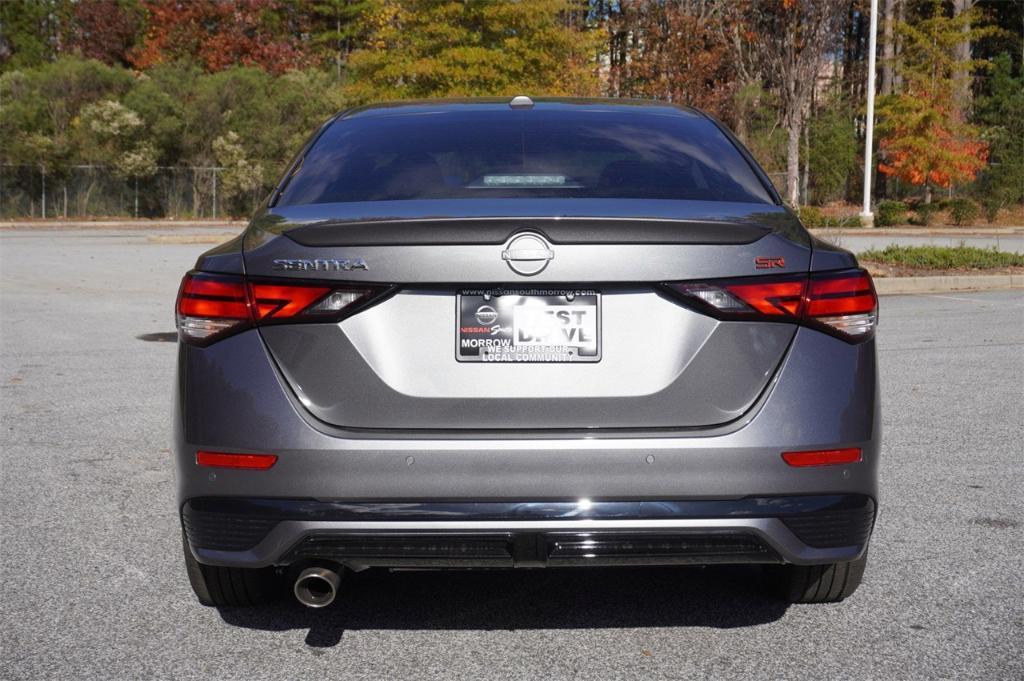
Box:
(974, 53, 1024, 209)
(310, 0, 376, 82)
(876, 0, 997, 202)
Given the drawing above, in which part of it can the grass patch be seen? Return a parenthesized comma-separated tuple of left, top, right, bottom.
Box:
(860, 245, 1024, 269)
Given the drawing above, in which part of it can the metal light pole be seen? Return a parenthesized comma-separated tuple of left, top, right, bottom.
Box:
(860, 0, 880, 228)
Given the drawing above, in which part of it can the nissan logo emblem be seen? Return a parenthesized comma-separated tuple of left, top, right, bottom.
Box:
(474, 305, 499, 325)
(501, 233, 554, 276)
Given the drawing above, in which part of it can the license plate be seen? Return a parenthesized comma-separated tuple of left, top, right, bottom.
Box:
(457, 289, 601, 362)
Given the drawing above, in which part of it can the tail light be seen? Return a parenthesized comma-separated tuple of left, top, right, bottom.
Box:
(664, 269, 878, 342)
(176, 272, 390, 345)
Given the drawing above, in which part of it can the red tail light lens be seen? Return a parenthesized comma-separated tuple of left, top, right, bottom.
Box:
(248, 282, 332, 320)
(782, 447, 862, 467)
(176, 272, 389, 346)
(196, 450, 278, 470)
(664, 269, 878, 342)
(722, 279, 806, 316)
(803, 270, 878, 338)
(176, 273, 251, 343)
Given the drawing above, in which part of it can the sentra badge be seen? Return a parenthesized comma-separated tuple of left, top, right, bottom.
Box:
(272, 258, 368, 272)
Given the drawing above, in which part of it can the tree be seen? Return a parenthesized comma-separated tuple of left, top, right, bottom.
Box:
(745, 0, 848, 206)
(717, 2, 767, 143)
(0, 57, 132, 170)
(0, 0, 66, 71)
(213, 130, 264, 216)
(807, 95, 858, 204)
(309, 0, 376, 81)
(973, 53, 1024, 208)
(877, 0, 995, 202)
(952, 0, 976, 111)
(342, 0, 602, 103)
(175, 67, 337, 172)
(121, 62, 200, 165)
(76, 99, 157, 178)
(881, 0, 898, 96)
(972, 0, 1023, 79)
(605, 1, 736, 120)
(61, 0, 144, 67)
(130, 0, 313, 74)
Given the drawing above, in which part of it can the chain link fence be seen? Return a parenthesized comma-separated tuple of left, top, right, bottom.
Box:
(0, 164, 247, 219)
(1, 164, 794, 219)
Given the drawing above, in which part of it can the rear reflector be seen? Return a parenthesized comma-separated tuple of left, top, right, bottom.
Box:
(664, 269, 878, 342)
(176, 272, 389, 346)
(782, 448, 862, 467)
(196, 451, 278, 470)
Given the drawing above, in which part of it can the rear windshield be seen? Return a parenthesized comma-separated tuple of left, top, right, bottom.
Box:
(277, 108, 774, 206)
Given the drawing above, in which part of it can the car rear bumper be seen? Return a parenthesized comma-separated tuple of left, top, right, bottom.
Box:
(175, 325, 881, 569)
(182, 494, 875, 569)
(174, 328, 881, 500)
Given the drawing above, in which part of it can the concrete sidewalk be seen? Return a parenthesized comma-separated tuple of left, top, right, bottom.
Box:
(874, 274, 1024, 295)
(0, 219, 243, 230)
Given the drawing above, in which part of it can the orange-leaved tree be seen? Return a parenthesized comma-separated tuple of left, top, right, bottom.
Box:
(130, 0, 313, 75)
(877, 0, 996, 203)
(877, 93, 988, 203)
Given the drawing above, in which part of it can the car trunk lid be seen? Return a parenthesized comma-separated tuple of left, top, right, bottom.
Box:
(244, 202, 809, 431)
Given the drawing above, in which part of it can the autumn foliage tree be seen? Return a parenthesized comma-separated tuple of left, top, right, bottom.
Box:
(61, 0, 145, 67)
(877, 0, 996, 202)
(2, 0, 1022, 219)
(605, 1, 736, 120)
(744, 0, 847, 206)
(342, 0, 602, 103)
(130, 0, 313, 74)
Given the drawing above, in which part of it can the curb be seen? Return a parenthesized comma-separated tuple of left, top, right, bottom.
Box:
(147, 233, 237, 244)
(811, 227, 1024, 237)
(874, 274, 1024, 295)
(1, 220, 243, 231)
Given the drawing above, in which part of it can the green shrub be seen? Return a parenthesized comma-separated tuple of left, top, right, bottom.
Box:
(948, 198, 979, 226)
(875, 200, 906, 227)
(798, 206, 860, 228)
(859, 245, 1024, 269)
(832, 214, 863, 228)
(980, 197, 1003, 223)
(908, 202, 939, 226)
(798, 205, 825, 227)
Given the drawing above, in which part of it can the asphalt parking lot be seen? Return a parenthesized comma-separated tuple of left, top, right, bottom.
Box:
(1, 230, 1022, 680)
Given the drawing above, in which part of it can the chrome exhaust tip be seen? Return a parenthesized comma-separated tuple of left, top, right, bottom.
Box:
(293, 566, 341, 608)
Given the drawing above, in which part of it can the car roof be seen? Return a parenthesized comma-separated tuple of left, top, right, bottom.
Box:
(339, 97, 704, 120)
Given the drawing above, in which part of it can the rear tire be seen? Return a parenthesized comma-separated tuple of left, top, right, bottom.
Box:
(182, 532, 278, 607)
(766, 549, 868, 603)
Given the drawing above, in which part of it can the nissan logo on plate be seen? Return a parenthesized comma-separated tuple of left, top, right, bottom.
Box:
(501, 233, 554, 276)
(474, 305, 499, 325)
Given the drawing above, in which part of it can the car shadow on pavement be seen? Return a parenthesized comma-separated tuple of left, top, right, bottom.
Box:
(217, 565, 789, 648)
